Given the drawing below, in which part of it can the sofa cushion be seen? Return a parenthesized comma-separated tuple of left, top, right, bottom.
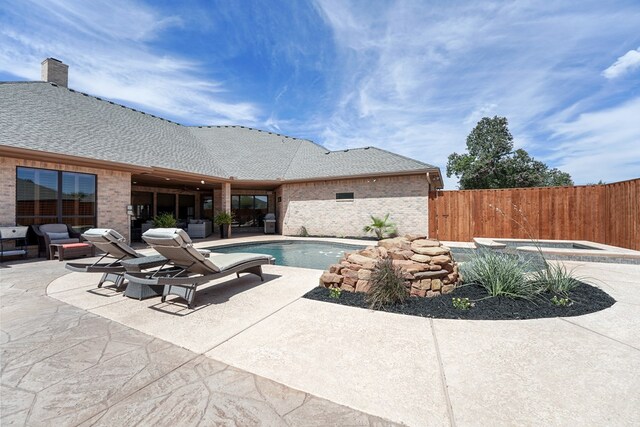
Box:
(61, 243, 90, 249)
(51, 238, 80, 245)
(47, 232, 70, 240)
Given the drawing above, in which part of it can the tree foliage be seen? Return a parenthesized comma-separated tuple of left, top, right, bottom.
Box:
(446, 116, 573, 189)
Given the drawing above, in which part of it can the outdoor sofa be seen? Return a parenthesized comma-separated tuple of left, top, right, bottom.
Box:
(31, 223, 82, 258)
(123, 228, 274, 308)
(187, 219, 212, 238)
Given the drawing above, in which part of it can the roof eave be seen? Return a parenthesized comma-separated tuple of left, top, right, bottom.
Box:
(281, 168, 444, 187)
(0, 146, 152, 174)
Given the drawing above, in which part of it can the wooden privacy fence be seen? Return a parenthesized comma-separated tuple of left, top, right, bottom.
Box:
(428, 178, 640, 250)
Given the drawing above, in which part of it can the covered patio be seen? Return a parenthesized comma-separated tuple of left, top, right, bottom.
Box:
(129, 169, 279, 241)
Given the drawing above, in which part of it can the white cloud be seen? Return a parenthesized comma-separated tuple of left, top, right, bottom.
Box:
(602, 48, 640, 79)
(0, 0, 260, 124)
(2, 0, 639, 189)
(548, 98, 640, 183)
(311, 0, 640, 188)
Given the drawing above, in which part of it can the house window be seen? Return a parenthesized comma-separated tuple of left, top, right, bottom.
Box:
(231, 195, 269, 227)
(178, 194, 195, 220)
(16, 167, 96, 232)
(131, 191, 153, 222)
(336, 192, 354, 201)
(156, 193, 176, 217)
(201, 195, 213, 220)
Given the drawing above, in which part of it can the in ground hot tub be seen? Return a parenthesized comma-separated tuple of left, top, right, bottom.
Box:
(472, 238, 640, 264)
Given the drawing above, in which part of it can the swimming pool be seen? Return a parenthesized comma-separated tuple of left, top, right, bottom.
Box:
(207, 240, 367, 270)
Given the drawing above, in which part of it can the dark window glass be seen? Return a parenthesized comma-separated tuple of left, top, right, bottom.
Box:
(16, 167, 58, 222)
(240, 195, 254, 209)
(62, 172, 96, 217)
(336, 192, 354, 200)
(16, 167, 96, 231)
(231, 195, 269, 228)
(201, 195, 213, 220)
(157, 193, 176, 217)
(254, 195, 268, 209)
(178, 194, 195, 220)
(132, 191, 153, 221)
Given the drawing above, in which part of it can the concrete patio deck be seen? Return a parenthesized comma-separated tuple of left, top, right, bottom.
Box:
(2, 236, 640, 426)
(0, 257, 397, 426)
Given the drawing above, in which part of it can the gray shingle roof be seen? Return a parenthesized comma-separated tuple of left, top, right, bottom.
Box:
(0, 82, 440, 181)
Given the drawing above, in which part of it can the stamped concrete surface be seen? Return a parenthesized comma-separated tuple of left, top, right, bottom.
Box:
(11, 241, 640, 427)
(206, 261, 640, 426)
(47, 265, 321, 354)
(0, 258, 398, 426)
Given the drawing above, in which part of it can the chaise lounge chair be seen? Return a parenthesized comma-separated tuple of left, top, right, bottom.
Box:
(65, 228, 165, 289)
(123, 228, 274, 308)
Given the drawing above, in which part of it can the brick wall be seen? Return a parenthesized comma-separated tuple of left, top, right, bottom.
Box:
(0, 156, 131, 240)
(277, 174, 430, 237)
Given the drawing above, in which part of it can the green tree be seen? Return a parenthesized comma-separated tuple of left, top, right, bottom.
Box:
(446, 116, 573, 189)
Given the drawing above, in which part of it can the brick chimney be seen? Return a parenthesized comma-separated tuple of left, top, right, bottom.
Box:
(41, 58, 68, 87)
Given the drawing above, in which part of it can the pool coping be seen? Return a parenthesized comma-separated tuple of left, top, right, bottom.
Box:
(471, 237, 640, 262)
(190, 235, 376, 251)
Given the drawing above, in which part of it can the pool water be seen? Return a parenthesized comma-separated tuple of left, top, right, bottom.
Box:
(207, 241, 366, 270)
(494, 240, 602, 250)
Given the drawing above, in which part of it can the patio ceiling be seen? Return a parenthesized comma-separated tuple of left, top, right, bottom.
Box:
(131, 172, 280, 191)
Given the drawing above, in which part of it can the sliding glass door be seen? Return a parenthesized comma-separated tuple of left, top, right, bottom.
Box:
(231, 195, 269, 228)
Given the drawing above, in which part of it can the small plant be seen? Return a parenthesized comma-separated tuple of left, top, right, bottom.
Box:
(152, 212, 177, 228)
(530, 263, 582, 296)
(213, 211, 234, 225)
(551, 295, 572, 307)
(460, 249, 538, 299)
(366, 257, 408, 309)
(298, 226, 309, 237)
(363, 213, 397, 240)
(329, 287, 342, 299)
(452, 297, 473, 310)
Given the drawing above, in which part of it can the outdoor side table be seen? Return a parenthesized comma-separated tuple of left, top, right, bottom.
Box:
(49, 242, 95, 261)
(121, 255, 168, 300)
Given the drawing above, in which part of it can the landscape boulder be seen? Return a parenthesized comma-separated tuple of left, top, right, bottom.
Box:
(319, 237, 460, 298)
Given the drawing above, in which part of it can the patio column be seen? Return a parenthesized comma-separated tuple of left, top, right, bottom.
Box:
(221, 182, 231, 237)
(221, 182, 231, 213)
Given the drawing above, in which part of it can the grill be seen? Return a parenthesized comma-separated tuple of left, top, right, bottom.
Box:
(264, 213, 276, 234)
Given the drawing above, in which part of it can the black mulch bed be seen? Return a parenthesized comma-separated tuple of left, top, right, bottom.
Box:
(303, 283, 616, 320)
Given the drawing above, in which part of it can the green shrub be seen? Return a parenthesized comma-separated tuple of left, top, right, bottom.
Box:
(213, 211, 234, 225)
(329, 287, 342, 299)
(366, 257, 408, 309)
(152, 212, 177, 228)
(363, 214, 397, 240)
(452, 297, 473, 310)
(530, 263, 582, 296)
(460, 249, 538, 299)
(551, 295, 572, 307)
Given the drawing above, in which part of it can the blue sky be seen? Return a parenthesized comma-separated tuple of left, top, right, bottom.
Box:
(1, 0, 639, 188)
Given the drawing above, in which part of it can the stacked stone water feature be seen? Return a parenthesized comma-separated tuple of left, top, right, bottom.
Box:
(319, 235, 460, 297)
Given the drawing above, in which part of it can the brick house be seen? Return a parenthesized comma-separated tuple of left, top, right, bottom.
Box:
(0, 58, 443, 241)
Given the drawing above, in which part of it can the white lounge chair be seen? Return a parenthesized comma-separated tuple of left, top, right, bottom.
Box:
(123, 228, 274, 308)
(65, 228, 165, 289)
